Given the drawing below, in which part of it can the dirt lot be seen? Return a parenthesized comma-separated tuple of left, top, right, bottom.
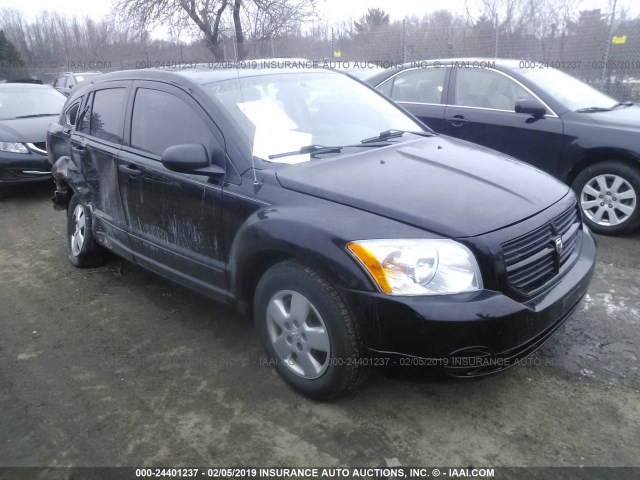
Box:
(1, 184, 639, 469)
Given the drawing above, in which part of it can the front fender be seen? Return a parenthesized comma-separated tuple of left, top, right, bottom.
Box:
(227, 199, 442, 302)
(228, 206, 378, 301)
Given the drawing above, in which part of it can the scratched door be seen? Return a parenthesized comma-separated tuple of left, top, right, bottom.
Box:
(117, 83, 226, 299)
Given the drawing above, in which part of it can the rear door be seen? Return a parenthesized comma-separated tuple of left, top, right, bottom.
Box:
(117, 81, 227, 299)
(442, 67, 565, 175)
(69, 82, 132, 256)
(376, 66, 449, 132)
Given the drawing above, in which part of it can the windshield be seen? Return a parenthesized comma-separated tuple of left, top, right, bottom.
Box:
(0, 87, 66, 120)
(204, 72, 423, 163)
(518, 67, 617, 111)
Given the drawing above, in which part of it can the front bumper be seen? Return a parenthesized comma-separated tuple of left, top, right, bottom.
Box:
(348, 226, 596, 376)
(0, 151, 52, 185)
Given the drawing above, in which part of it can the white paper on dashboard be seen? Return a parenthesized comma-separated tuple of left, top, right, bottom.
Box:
(253, 129, 312, 164)
(239, 99, 299, 131)
(238, 99, 312, 164)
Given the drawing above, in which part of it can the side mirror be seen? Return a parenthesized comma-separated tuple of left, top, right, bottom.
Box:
(161, 143, 225, 176)
(515, 99, 546, 118)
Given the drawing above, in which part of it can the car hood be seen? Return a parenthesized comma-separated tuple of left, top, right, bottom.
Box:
(276, 136, 570, 238)
(581, 105, 640, 131)
(0, 116, 56, 143)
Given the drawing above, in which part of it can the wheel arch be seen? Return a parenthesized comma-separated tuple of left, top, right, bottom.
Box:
(229, 218, 377, 317)
(566, 147, 640, 187)
(52, 155, 78, 210)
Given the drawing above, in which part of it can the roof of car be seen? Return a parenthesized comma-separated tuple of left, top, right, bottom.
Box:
(85, 66, 341, 87)
(63, 71, 102, 76)
(0, 83, 56, 89)
(400, 58, 523, 69)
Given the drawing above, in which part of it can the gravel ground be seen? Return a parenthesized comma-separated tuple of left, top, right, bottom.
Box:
(1, 184, 639, 471)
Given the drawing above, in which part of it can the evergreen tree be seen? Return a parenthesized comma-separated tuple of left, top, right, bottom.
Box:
(0, 29, 26, 80)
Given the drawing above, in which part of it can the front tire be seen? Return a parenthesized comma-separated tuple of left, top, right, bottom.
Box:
(67, 194, 106, 268)
(572, 161, 640, 235)
(254, 260, 368, 399)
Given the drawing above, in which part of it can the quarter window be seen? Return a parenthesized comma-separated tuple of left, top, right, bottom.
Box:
(453, 68, 536, 111)
(130, 88, 212, 157)
(90, 88, 127, 143)
(64, 101, 81, 128)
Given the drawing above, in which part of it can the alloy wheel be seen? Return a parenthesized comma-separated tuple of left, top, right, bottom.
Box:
(70, 205, 86, 256)
(580, 174, 637, 227)
(265, 290, 331, 379)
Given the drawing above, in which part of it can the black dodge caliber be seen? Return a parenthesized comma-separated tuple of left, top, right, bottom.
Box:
(47, 68, 596, 398)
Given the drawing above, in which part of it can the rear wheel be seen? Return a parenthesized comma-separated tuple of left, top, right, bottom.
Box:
(67, 194, 106, 268)
(254, 260, 368, 399)
(572, 161, 640, 235)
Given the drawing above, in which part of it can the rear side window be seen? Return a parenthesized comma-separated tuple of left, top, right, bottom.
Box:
(381, 68, 447, 104)
(90, 88, 127, 143)
(130, 88, 212, 157)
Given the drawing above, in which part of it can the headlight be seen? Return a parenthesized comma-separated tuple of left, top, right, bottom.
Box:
(0, 142, 29, 154)
(347, 239, 482, 295)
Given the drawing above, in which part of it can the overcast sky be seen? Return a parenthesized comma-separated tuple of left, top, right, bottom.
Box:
(2, 0, 639, 37)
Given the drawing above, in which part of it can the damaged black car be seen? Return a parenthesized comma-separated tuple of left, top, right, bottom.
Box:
(47, 68, 596, 398)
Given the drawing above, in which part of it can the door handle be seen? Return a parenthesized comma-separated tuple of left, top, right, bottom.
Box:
(446, 115, 469, 127)
(118, 164, 143, 178)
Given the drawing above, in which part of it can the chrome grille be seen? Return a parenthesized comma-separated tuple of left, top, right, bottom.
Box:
(502, 204, 580, 295)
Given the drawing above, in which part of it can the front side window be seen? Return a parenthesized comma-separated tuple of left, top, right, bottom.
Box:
(453, 68, 535, 111)
(130, 88, 212, 157)
(382, 68, 447, 104)
(90, 88, 126, 143)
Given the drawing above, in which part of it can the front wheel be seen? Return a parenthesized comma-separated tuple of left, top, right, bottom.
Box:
(67, 194, 106, 268)
(254, 260, 369, 399)
(572, 161, 640, 235)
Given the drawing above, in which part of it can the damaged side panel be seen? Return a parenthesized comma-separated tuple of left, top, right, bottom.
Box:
(53, 135, 134, 261)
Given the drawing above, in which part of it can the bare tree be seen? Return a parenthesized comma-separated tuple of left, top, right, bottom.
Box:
(113, 0, 232, 59)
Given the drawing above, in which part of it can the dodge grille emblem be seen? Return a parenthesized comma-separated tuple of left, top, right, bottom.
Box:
(554, 236, 563, 254)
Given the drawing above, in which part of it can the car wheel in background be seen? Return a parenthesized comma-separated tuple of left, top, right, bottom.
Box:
(572, 161, 640, 235)
(67, 194, 106, 268)
(254, 260, 369, 399)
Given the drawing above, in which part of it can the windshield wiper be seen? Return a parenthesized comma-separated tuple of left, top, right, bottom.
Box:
(361, 129, 435, 144)
(611, 101, 634, 109)
(268, 143, 388, 160)
(14, 113, 59, 119)
(575, 106, 612, 113)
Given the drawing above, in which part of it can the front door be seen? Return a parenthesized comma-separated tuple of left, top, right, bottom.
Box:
(117, 82, 227, 300)
(442, 67, 565, 176)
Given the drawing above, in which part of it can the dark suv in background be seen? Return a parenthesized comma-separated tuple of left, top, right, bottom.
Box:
(47, 68, 595, 398)
(52, 71, 102, 96)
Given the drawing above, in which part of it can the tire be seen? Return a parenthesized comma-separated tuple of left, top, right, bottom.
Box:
(254, 260, 369, 399)
(67, 194, 106, 268)
(572, 161, 640, 235)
